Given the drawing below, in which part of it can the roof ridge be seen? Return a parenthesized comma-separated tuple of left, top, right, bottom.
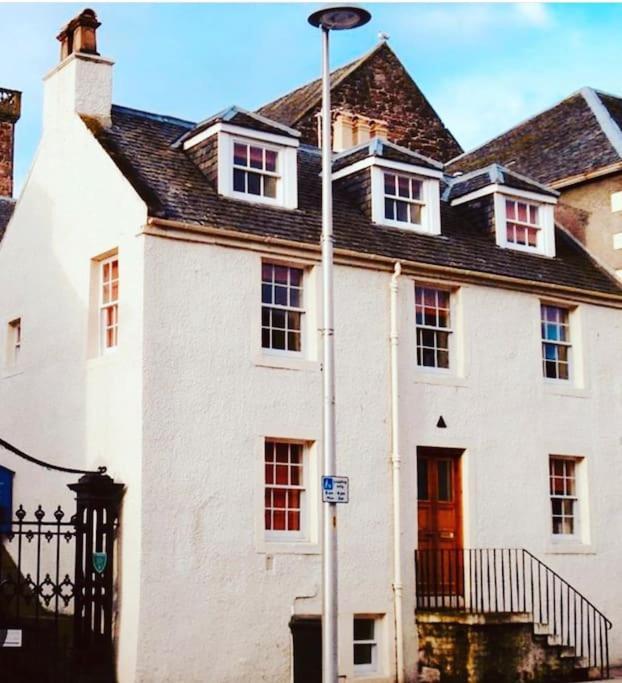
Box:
(111, 104, 195, 128)
(580, 87, 622, 159)
(447, 89, 589, 167)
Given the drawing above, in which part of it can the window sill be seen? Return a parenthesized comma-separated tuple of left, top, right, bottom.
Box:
(257, 540, 320, 555)
(253, 352, 320, 372)
(543, 381, 590, 399)
(351, 674, 390, 683)
(87, 351, 119, 368)
(545, 542, 594, 555)
(414, 370, 467, 388)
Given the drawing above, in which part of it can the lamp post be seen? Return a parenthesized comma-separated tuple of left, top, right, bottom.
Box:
(307, 6, 371, 683)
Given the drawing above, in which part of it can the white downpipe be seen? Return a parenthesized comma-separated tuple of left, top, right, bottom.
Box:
(390, 261, 405, 683)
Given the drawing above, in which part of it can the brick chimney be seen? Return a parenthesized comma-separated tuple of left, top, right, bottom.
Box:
(44, 8, 112, 130)
(0, 88, 21, 198)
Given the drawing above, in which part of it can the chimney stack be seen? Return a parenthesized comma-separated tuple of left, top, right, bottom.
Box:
(0, 88, 21, 198)
(44, 8, 112, 129)
(57, 8, 101, 61)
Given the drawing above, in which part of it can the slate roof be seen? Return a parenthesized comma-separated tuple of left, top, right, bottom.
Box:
(445, 164, 559, 202)
(448, 88, 622, 186)
(257, 47, 371, 127)
(83, 105, 622, 298)
(333, 138, 443, 173)
(173, 105, 300, 148)
(0, 198, 15, 240)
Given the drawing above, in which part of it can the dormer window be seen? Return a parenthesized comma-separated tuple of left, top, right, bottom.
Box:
(384, 172, 424, 226)
(178, 106, 300, 210)
(505, 199, 540, 248)
(233, 142, 279, 199)
(493, 192, 555, 256)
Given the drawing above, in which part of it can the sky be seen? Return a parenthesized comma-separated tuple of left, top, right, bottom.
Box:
(2, 2, 622, 192)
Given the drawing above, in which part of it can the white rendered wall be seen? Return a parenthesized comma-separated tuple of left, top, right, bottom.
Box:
(136, 232, 622, 682)
(0, 54, 147, 683)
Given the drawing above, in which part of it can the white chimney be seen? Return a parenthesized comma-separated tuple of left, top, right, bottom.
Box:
(43, 9, 113, 130)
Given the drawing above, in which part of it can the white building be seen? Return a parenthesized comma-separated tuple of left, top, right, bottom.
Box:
(1, 9, 622, 683)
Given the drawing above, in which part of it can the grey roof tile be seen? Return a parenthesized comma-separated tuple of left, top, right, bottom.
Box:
(85, 105, 622, 298)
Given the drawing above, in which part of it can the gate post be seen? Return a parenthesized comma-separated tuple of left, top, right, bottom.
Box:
(68, 472, 124, 675)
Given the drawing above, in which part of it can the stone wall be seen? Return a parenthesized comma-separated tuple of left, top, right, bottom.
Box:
(417, 613, 579, 683)
(295, 43, 462, 163)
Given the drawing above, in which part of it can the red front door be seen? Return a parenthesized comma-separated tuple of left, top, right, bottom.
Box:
(417, 448, 463, 596)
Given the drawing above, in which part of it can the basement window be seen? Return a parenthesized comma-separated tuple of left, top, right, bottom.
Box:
(353, 617, 379, 675)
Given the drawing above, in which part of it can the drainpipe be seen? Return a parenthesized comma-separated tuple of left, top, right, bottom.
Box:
(390, 262, 405, 683)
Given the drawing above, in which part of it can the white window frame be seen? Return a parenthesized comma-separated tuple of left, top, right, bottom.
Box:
(99, 255, 119, 354)
(261, 261, 305, 357)
(264, 440, 308, 543)
(353, 616, 379, 675)
(232, 139, 281, 202)
(370, 163, 441, 235)
(549, 456, 582, 541)
(493, 191, 556, 257)
(414, 283, 453, 373)
(216, 127, 298, 209)
(541, 303, 572, 382)
(6, 318, 21, 368)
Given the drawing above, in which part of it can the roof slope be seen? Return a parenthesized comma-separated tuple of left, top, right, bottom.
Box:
(0, 198, 15, 240)
(257, 42, 462, 163)
(446, 164, 559, 201)
(448, 88, 622, 186)
(84, 105, 621, 298)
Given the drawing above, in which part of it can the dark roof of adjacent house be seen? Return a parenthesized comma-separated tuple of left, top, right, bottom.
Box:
(0, 198, 15, 240)
(333, 138, 443, 173)
(82, 104, 622, 298)
(257, 41, 463, 163)
(445, 164, 559, 202)
(448, 88, 622, 186)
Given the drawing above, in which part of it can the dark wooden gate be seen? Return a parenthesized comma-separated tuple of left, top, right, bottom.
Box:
(0, 464, 124, 683)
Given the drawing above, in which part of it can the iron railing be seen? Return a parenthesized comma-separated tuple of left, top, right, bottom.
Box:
(415, 548, 612, 679)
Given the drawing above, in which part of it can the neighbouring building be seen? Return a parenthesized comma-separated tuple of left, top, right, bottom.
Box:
(448, 88, 622, 278)
(2, 9, 622, 683)
(0, 87, 20, 239)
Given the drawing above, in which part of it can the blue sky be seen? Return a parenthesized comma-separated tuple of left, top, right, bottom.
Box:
(2, 3, 622, 192)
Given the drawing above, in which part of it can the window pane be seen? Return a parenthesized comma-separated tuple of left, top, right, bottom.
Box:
(411, 179, 422, 200)
(272, 309, 286, 329)
(289, 268, 302, 287)
(275, 443, 289, 462)
(287, 510, 300, 531)
(249, 146, 263, 169)
(287, 311, 301, 333)
(265, 150, 277, 173)
(273, 510, 286, 530)
(437, 350, 449, 369)
(290, 288, 301, 308)
(353, 618, 374, 641)
(272, 330, 285, 349)
(410, 204, 422, 225)
(274, 266, 288, 284)
(275, 285, 288, 306)
(264, 176, 277, 198)
(384, 173, 396, 196)
(505, 200, 516, 220)
(234, 143, 247, 166)
(517, 202, 528, 222)
(262, 285, 272, 305)
(247, 172, 261, 195)
(438, 461, 452, 501)
(384, 198, 395, 220)
(233, 168, 246, 192)
(354, 644, 373, 666)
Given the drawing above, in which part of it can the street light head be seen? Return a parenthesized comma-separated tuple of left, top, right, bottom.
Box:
(307, 5, 371, 30)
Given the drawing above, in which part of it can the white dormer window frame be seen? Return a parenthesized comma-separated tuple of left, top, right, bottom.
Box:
(184, 122, 298, 210)
(493, 191, 555, 257)
(368, 160, 442, 235)
(451, 183, 556, 257)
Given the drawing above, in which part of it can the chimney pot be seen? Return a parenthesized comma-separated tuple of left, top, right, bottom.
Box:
(57, 8, 101, 61)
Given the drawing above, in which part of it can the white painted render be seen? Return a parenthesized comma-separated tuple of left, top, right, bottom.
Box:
(1, 47, 622, 683)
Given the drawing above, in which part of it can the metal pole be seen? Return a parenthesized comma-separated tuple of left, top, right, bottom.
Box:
(320, 24, 338, 683)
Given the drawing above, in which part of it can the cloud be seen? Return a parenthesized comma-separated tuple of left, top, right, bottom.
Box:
(514, 3, 554, 28)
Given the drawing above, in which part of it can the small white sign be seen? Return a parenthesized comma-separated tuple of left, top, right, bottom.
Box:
(0, 629, 22, 648)
(322, 476, 349, 503)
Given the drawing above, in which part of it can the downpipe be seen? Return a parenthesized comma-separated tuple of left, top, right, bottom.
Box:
(390, 262, 405, 683)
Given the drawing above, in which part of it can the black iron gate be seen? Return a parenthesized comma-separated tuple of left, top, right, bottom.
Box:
(0, 444, 124, 683)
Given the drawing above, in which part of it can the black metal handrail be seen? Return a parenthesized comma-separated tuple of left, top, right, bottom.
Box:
(415, 548, 612, 679)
